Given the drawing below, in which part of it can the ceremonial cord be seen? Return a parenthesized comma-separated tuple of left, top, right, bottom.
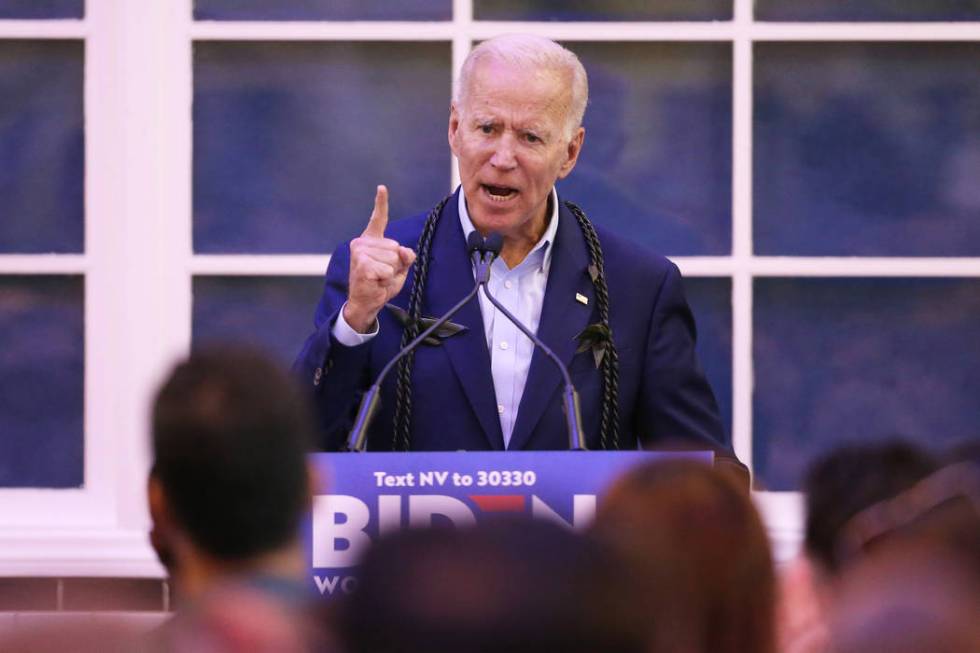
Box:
(391, 197, 621, 450)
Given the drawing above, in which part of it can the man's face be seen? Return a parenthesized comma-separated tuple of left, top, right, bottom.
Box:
(449, 58, 584, 242)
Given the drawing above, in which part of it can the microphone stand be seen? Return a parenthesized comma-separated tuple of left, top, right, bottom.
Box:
(479, 284, 588, 451)
(345, 233, 495, 452)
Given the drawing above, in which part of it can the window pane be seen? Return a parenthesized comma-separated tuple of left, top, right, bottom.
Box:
(0, 276, 84, 488)
(475, 0, 732, 21)
(755, 43, 980, 256)
(192, 276, 326, 367)
(756, 0, 980, 21)
(193, 42, 451, 254)
(0, 0, 82, 19)
(684, 277, 732, 439)
(753, 278, 980, 491)
(559, 42, 731, 256)
(194, 0, 451, 21)
(0, 41, 84, 253)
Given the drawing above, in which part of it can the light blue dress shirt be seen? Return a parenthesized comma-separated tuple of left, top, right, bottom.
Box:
(458, 188, 559, 448)
(333, 186, 559, 448)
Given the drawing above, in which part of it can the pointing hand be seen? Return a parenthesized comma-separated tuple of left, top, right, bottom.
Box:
(344, 185, 417, 333)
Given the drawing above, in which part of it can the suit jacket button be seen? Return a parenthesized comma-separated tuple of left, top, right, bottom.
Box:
(313, 367, 323, 386)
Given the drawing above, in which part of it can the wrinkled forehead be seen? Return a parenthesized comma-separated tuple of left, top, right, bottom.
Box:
(459, 58, 573, 116)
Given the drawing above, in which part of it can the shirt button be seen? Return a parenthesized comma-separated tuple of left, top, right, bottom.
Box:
(504, 280, 513, 289)
(497, 404, 505, 414)
(313, 367, 323, 386)
(499, 341, 509, 350)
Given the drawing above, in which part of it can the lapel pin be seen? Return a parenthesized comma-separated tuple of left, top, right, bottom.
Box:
(575, 293, 589, 306)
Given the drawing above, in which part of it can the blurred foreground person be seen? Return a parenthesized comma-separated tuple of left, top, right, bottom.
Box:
(336, 517, 645, 653)
(145, 347, 325, 652)
(777, 440, 940, 653)
(826, 460, 980, 653)
(592, 459, 775, 653)
(802, 440, 940, 577)
(826, 541, 980, 653)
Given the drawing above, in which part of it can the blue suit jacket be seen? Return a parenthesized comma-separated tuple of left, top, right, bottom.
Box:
(295, 190, 732, 456)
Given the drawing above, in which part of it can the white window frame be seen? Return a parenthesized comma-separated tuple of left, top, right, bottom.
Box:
(1, 0, 978, 574)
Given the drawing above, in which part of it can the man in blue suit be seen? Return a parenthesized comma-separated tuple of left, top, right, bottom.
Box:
(295, 35, 739, 469)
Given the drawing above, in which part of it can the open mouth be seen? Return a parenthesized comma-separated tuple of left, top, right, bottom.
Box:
(482, 184, 518, 201)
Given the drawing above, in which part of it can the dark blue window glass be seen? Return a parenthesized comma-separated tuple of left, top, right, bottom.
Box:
(475, 0, 732, 21)
(193, 276, 326, 367)
(0, 0, 82, 18)
(754, 278, 980, 491)
(0, 276, 84, 488)
(193, 42, 451, 254)
(756, 0, 980, 21)
(559, 42, 732, 256)
(0, 40, 84, 253)
(755, 43, 980, 256)
(684, 277, 732, 439)
(194, 0, 451, 21)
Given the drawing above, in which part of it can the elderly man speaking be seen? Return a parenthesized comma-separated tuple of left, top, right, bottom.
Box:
(295, 35, 738, 467)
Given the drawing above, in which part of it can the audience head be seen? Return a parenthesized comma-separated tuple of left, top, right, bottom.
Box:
(149, 346, 315, 581)
(833, 457, 980, 568)
(826, 536, 980, 653)
(337, 516, 644, 653)
(803, 439, 940, 575)
(592, 459, 776, 653)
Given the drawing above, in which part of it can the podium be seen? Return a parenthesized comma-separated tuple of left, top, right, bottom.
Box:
(305, 449, 712, 598)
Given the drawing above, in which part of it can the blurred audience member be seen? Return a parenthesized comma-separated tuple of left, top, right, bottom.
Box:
(943, 436, 980, 467)
(336, 516, 645, 653)
(803, 440, 940, 576)
(145, 346, 324, 652)
(826, 541, 980, 653)
(592, 459, 776, 653)
(826, 460, 980, 653)
(777, 440, 941, 653)
(834, 460, 979, 562)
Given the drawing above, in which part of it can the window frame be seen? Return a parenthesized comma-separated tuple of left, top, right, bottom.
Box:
(1, 0, 978, 574)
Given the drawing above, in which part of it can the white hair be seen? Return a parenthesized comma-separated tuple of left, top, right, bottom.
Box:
(454, 34, 589, 140)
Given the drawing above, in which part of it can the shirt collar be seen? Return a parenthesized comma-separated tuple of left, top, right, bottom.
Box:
(457, 185, 559, 272)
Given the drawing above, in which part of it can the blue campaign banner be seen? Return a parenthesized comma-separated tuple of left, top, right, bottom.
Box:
(305, 449, 712, 598)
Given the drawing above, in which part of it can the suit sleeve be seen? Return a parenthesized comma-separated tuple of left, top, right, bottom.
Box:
(637, 263, 746, 464)
(292, 243, 373, 451)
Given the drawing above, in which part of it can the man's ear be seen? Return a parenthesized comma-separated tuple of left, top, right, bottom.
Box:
(448, 102, 462, 157)
(305, 460, 323, 510)
(148, 474, 177, 572)
(557, 126, 585, 180)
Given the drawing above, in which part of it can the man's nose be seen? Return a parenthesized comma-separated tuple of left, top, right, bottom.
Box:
(489, 135, 517, 170)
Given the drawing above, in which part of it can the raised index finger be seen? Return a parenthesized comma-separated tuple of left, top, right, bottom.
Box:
(362, 185, 389, 238)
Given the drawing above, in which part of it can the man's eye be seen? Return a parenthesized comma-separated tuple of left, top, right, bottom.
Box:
(479, 124, 493, 134)
(525, 133, 541, 143)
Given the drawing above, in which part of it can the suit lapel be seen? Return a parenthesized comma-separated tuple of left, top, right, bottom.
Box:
(423, 193, 505, 450)
(508, 201, 596, 450)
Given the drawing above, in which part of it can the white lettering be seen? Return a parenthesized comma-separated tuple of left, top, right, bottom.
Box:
(313, 575, 359, 596)
(314, 574, 340, 595)
(312, 495, 372, 568)
(531, 494, 596, 530)
(378, 494, 401, 536)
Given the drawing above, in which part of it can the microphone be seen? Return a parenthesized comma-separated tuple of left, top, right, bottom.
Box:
(469, 231, 495, 284)
(345, 231, 501, 452)
(478, 236, 587, 450)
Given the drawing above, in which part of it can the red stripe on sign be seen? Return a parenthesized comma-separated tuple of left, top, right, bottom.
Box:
(468, 495, 526, 512)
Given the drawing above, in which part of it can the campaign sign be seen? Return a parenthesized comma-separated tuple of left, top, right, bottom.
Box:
(306, 449, 712, 598)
